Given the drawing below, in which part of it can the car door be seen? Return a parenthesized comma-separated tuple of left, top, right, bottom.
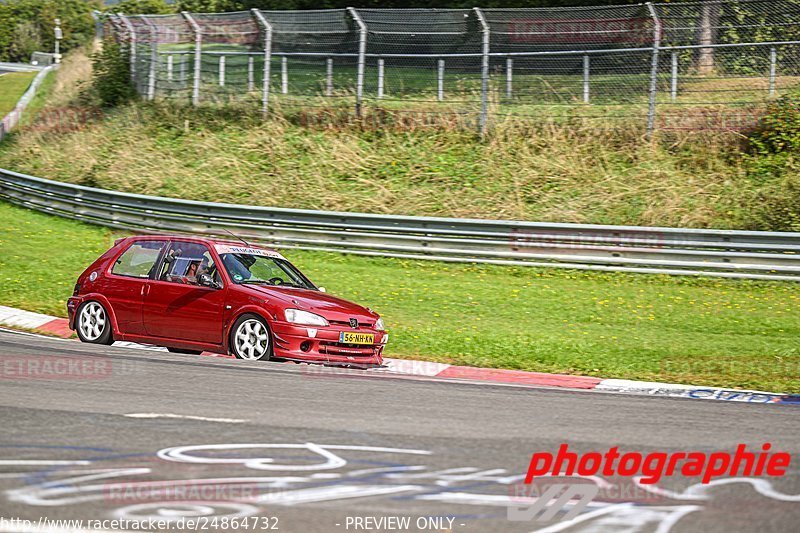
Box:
(102, 239, 168, 336)
(142, 240, 226, 344)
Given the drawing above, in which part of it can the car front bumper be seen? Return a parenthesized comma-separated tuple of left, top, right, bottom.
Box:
(270, 321, 387, 366)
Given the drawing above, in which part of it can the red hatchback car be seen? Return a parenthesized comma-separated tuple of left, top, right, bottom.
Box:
(67, 236, 387, 366)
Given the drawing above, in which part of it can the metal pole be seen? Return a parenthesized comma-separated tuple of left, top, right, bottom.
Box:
(348, 7, 367, 118)
(53, 18, 62, 64)
(474, 7, 490, 136)
(670, 51, 678, 102)
(769, 47, 777, 97)
(182, 11, 202, 106)
(281, 57, 288, 94)
(219, 55, 225, 87)
(180, 55, 186, 84)
(167, 54, 173, 82)
(583, 54, 590, 103)
(646, 2, 662, 138)
(437, 59, 445, 101)
(251, 9, 273, 118)
(142, 17, 158, 101)
(377, 58, 385, 98)
(506, 57, 513, 99)
(326, 58, 334, 96)
(248, 56, 254, 92)
(117, 14, 137, 90)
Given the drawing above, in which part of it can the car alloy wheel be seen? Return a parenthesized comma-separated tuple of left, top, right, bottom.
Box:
(77, 301, 113, 345)
(233, 317, 271, 361)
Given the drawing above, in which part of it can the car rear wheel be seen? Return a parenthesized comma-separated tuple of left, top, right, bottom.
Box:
(76, 301, 113, 345)
(231, 314, 272, 361)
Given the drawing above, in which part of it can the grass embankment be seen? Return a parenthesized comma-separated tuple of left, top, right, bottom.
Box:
(1, 202, 797, 393)
(0, 96, 796, 231)
(0, 71, 37, 117)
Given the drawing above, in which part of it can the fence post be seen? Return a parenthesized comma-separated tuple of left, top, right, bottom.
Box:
(348, 7, 367, 118)
(583, 54, 590, 103)
(141, 17, 158, 101)
(437, 59, 445, 101)
(219, 55, 225, 86)
(377, 58, 385, 98)
(251, 9, 273, 118)
(281, 57, 288, 94)
(248, 55, 254, 92)
(167, 54, 174, 82)
(769, 47, 777, 97)
(646, 2, 662, 138)
(326, 58, 334, 96)
(182, 11, 202, 106)
(506, 58, 513, 99)
(670, 51, 678, 102)
(117, 14, 137, 92)
(474, 7, 490, 136)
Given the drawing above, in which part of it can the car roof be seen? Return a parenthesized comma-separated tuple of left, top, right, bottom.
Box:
(118, 235, 281, 254)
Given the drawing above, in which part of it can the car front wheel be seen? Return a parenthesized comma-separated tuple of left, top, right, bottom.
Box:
(76, 301, 114, 345)
(230, 314, 272, 361)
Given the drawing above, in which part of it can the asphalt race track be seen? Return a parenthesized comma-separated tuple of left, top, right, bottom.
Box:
(0, 329, 798, 532)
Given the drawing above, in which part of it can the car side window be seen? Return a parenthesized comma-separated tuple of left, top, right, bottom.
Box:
(111, 241, 167, 278)
(158, 242, 218, 286)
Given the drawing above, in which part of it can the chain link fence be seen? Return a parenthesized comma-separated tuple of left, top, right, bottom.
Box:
(105, 0, 800, 134)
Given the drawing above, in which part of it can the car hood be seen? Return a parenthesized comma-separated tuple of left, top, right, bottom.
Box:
(242, 285, 378, 323)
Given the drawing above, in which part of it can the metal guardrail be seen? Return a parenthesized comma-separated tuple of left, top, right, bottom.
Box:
(1, 167, 799, 281)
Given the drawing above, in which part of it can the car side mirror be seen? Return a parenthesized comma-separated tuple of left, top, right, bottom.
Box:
(318, 286, 327, 293)
(198, 273, 220, 289)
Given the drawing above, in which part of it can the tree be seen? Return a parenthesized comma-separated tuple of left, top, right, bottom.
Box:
(112, 0, 176, 15)
(696, 1, 722, 75)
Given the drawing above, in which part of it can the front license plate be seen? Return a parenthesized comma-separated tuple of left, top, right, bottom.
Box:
(339, 332, 374, 345)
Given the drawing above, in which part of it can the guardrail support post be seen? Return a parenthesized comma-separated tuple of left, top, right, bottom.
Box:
(348, 7, 367, 118)
(437, 59, 445, 101)
(583, 54, 590, 103)
(117, 14, 137, 93)
(670, 51, 678, 102)
(769, 47, 777, 97)
(281, 57, 288, 94)
(326, 58, 334, 96)
(474, 7, 490, 137)
(167, 54, 174, 82)
(646, 2, 662, 139)
(247, 55, 254, 92)
(506, 58, 513, 99)
(219, 55, 225, 87)
(182, 11, 202, 106)
(377, 58, 385, 98)
(251, 9, 273, 118)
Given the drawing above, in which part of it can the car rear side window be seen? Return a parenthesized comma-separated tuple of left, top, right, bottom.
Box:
(112, 241, 166, 278)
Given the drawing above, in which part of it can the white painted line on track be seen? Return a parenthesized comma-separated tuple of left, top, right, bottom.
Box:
(0, 460, 91, 466)
(123, 413, 246, 423)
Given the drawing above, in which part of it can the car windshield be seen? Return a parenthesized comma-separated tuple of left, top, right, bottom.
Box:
(219, 253, 314, 289)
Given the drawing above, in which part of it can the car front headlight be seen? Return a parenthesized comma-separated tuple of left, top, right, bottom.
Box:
(375, 317, 385, 331)
(285, 309, 329, 327)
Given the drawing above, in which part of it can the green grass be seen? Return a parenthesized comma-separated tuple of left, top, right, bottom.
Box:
(2, 98, 797, 231)
(1, 201, 798, 393)
(0, 71, 37, 117)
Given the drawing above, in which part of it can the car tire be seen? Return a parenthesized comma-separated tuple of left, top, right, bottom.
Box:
(167, 347, 203, 355)
(230, 314, 273, 361)
(75, 301, 114, 345)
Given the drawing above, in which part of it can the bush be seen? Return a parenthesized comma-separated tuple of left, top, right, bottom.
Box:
(91, 36, 136, 107)
(748, 94, 800, 155)
(112, 0, 175, 15)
